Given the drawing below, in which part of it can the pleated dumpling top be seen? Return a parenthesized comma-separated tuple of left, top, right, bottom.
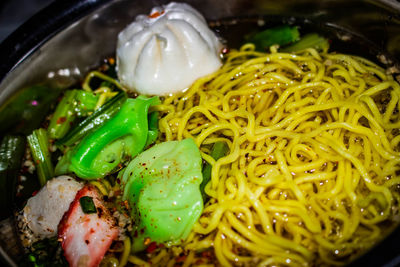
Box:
(116, 2, 223, 95)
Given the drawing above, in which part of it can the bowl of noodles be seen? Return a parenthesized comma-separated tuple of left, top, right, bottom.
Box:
(1, 0, 400, 266)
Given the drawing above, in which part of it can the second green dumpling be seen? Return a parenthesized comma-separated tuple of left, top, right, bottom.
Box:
(121, 138, 204, 252)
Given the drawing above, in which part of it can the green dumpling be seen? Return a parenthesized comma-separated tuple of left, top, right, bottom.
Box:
(121, 138, 204, 252)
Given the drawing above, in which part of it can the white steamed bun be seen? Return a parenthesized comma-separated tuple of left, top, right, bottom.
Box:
(116, 2, 222, 95)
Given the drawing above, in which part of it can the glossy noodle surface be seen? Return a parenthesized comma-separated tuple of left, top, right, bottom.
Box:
(140, 44, 400, 266)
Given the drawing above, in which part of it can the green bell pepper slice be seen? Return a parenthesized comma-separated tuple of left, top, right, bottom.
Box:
(121, 139, 204, 252)
(60, 95, 160, 179)
(56, 91, 127, 148)
(0, 135, 26, 219)
(27, 128, 54, 186)
(48, 89, 99, 140)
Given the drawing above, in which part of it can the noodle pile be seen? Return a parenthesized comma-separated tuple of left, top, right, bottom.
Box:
(134, 45, 400, 266)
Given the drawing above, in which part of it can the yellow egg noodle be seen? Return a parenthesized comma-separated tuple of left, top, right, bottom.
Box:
(121, 44, 400, 266)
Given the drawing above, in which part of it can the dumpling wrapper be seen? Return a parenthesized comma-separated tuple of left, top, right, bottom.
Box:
(121, 139, 203, 251)
(116, 2, 222, 95)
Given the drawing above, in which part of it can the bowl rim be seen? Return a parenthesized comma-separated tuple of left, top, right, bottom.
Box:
(0, 0, 112, 85)
(1, 0, 400, 266)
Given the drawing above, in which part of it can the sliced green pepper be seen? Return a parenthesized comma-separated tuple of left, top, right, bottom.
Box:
(57, 95, 160, 179)
(74, 90, 99, 117)
(47, 90, 99, 140)
(27, 128, 54, 186)
(246, 25, 300, 51)
(79, 196, 97, 214)
(200, 141, 229, 201)
(145, 111, 159, 147)
(280, 33, 329, 52)
(0, 135, 26, 172)
(48, 90, 77, 140)
(0, 135, 26, 219)
(121, 139, 204, 252)
(56, 91, 127, 147)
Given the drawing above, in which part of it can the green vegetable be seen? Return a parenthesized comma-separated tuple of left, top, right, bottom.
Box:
(74, 90, 99, 117)
(145, 111, 159, 147)
(56, 95, 160, 179)
(0, 135, 26, 171)
(121, 139, 204, 252)
(280, 33, 329, 52)
(48, 90, 76, 140)
(19, 237, 68, 267)
(246, 25, 300, 51)
(0, 135, 25, 219)
(47, 90, 98, 140)
(56, 91, 127, 147)
(200, 141, 229, 200)
(0, 85, 61, 135)
(79, 196, 97, 214)
(27, 128, 54, 186)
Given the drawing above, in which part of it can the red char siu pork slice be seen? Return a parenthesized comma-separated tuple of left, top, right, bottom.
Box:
(58, 185, 119, 267)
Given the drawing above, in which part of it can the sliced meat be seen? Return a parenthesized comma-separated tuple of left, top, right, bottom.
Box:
(58, 185, 118, 267)
(22, 175, 83, 239)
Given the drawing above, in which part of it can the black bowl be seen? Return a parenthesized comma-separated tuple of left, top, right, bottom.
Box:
(0, 0, 400, 266)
